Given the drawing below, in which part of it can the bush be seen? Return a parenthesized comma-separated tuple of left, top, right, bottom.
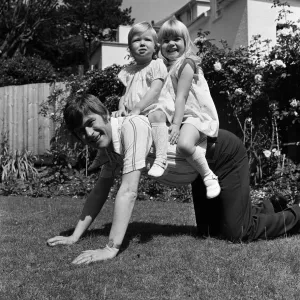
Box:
(0, 54, 56, 87)
(194, 18, 300, 187)
(39, 64, 124, 174)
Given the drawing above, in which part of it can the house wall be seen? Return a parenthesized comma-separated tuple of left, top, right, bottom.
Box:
(187, 0, 300, 49)
(247, 0, 300, 46)
(90, 42, 130, 70)
(188, 0, 248, 48)
(101, 43, 130, 69)
(177, 1, 210, 25)
(117, 25, 131, 44)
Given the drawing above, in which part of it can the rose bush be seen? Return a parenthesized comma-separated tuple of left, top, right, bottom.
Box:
(194, 18, 300, 195)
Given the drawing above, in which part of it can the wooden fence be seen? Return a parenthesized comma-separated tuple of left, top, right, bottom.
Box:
(0, 83, 63, 155)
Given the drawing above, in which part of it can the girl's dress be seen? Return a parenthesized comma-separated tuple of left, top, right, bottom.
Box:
(167, 57, 219, 137)
(118, 58, 174, 124)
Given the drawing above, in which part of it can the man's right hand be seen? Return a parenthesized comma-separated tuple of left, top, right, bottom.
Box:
(47, 235, 78, 247)
(112, 109, 127, 118)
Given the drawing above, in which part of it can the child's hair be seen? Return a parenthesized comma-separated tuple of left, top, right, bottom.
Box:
(64, 94, 109, 131)
(158, 17, 200, 64)
(128, 21, 158, 57)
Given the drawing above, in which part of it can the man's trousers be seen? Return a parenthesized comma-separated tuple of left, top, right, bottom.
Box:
(191, 129, 300, 241)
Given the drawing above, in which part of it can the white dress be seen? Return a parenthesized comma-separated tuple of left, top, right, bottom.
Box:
(168, 57, 219, 137)
(118, 58, 175, 124)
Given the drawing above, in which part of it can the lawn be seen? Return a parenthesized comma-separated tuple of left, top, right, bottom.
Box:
(1, 195, 300, 300)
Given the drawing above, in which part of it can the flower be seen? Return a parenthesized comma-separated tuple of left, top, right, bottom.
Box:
(272, 148, 281, 157)
(234, 88, 243, 95)
(277, 27, 293, 36)
(292, 29, 300, 36)
(213, 62, 222, 71)
(270, 60, 286, 69)
(254, 74, 262, 83)
(290, 99, 299, 107)
(194, 37, 200, 44)
(259, 61, 266, 68)
(263, 150, 271, 158)
(194, 36, 206, 44)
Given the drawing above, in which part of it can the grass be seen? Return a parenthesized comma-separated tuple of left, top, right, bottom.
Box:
(1, 196, 300, 300)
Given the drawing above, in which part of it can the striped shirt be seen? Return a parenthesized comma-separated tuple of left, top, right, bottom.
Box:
(100, 115, 205, 186)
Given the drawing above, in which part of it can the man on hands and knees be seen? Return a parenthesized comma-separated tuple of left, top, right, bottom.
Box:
(47, 94, 300, 264)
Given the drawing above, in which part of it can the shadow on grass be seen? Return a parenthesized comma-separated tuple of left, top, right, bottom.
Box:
(60, 222, 198, 250)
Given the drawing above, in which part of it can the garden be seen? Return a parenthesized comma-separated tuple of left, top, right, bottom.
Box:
(1, 17, 299, 204)
(1, 1, 300, 299)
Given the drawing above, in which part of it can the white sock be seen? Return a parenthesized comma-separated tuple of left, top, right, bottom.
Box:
(186, 146, 220, 199)
(185, 146, 211, 178)
(148, 123, 168, 177)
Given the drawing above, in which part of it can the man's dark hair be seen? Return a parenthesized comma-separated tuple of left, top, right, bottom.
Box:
(64, 94, 110, 131)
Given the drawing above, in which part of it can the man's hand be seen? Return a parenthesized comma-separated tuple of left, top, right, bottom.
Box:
(129, 107, 141, 116)
(112, 108, 127, 118)
(47, 235, 78, 247)
(71, 247, 119, 265)
(169, 124, 181, 145)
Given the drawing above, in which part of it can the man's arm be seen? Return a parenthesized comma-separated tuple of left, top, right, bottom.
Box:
(47, 176, 114, 246)
(71, 169, 141, 264)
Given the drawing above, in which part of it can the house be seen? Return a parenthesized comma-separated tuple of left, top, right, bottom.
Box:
(90, 25, 131, 70)
(155, 0, 300, 49)
(90, 0, 300, 69)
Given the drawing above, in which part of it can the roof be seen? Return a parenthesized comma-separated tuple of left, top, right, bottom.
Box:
(154, 0, 211, 27)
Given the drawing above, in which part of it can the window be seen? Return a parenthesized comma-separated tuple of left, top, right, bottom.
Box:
(215, 0, 235, 18)
(187, 9, 192, 23)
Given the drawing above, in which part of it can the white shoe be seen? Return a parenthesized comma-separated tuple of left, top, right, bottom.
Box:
(148, 162, 167, 178)
(204, 173, 221, 199)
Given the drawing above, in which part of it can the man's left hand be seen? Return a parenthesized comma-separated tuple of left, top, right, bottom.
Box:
(71, 247, 119, 265)
(129, 107, 141, 116)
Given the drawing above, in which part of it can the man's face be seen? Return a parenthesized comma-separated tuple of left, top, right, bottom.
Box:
(73, 113, 112, 149)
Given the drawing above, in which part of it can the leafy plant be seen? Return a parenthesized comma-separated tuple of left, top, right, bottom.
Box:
(0, 53, 56, 87)
(194, 10, 300, 186)
(0, 148, 38, 182)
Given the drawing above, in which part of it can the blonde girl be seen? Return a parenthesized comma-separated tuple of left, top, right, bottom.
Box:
(112, 22, 174, 177)
(158, 18, 220, 198)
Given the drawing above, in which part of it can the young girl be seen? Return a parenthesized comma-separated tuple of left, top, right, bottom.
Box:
(158, 18, 221, 199)
(91, 22, 174, 177)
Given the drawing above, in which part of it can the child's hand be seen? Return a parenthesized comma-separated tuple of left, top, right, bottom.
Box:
(112, 108, 127, 118)
(129, 107, 141, 116)
(169, 124, 180, 145)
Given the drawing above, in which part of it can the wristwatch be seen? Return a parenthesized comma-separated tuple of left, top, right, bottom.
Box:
(106, 240, 121, 249)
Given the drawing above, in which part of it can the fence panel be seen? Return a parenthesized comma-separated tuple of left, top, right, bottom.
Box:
(0, 82, 64, 155)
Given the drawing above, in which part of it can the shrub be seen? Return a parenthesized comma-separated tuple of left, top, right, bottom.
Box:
(0, 54, 56, 87)
(0, 148, 38, 182)
(41, 65, 123, 177)
(194, 17, 300, 187)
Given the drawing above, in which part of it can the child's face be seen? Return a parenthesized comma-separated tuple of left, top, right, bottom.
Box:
(161, 35, 185, 61)
(129, 30, 156, 64)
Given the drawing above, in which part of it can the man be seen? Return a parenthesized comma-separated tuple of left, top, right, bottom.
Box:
(47, 94, 300, 264)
